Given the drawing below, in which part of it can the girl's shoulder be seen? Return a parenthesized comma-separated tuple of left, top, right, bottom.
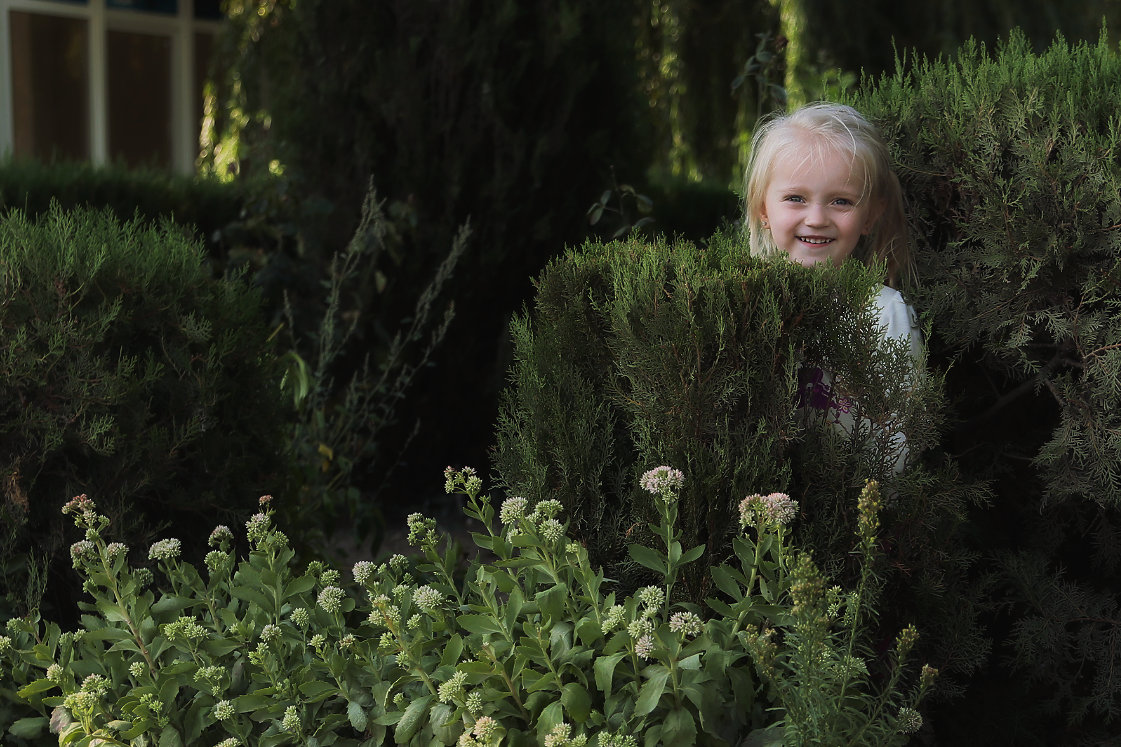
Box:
(875, 284, 909, 307)
(873, 284, 921, 344)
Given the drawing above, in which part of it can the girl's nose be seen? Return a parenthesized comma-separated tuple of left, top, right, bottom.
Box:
(804, 204, 829, 226)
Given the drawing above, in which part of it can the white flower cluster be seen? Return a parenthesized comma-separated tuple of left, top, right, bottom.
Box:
(668, 611, 703, 637)
(639, 466, 685, 498)
(162, 616, 206, 641)
(543, 722, 587, 747)
(245, 512, 270, 544)
(281, 705, 301, 732)
(634, 634, 654, 660)
(317, 586, 345, 614)
(352, 560, 376, 585)
(499, 497, 528, 526)
(213, 699, 235, 720)
(637, 586, 665, 615)
(601, 605, 627, 635)
(897, 706, 923, 734)
(438, 670, 468, 703)
(540, 518, 565, 543)
(205, 550, 232, 576)
(208, 525, 234, 547)
(413, 585, 444, 613)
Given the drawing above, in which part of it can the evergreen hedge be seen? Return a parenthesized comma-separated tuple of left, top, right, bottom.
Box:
(0, 203, 287, 624)
(493, 234, 985, 705)
(0, 158, 250, 261)
(850, 30, 1121, 744)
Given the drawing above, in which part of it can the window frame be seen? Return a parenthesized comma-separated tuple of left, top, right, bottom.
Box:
(0, 0, 222, 173)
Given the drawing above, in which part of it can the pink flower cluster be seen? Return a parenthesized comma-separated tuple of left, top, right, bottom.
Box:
(739, 492, 798, 528)
(639, 466, 685, 497)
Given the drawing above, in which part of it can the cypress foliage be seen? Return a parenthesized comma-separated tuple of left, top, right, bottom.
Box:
(852, 29, 1121, 743)
(856, 29, 1121, 505)
(0, 203, 287, 622)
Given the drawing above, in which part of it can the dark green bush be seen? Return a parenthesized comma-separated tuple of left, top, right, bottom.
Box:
(493, 234, 984, 700)
(851, 28, 1121, 744)
(0, 203, 287, 623)
(0, 158, 253, 261)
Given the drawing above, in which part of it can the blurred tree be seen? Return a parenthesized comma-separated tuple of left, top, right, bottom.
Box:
(795, 0, 1120, 87)
(201, 0, 653, 508)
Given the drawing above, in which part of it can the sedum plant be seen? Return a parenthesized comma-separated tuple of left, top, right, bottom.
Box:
(1, 469, 931, 746)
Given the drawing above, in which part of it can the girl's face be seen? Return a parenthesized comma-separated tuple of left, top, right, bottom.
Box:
(759, 142, 879, 269)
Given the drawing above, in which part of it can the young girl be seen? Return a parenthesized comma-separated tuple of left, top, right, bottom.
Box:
(744, 102, 923, 474)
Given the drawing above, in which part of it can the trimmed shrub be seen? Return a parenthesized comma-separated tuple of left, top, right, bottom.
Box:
(851, 28, 1121, 743)
(0, 202, 287, 623)
(492, 233, 984, 701)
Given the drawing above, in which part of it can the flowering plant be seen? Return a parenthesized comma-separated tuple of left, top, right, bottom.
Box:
(1, 469, 931, 746)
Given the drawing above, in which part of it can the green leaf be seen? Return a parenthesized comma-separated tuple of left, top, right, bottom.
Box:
(575, 616, 601, 647)
(394, 694, 433, 744)
(680, 544, 705, 564)
(58, 723, 83, 746)
(661, 706, 697, 747)
(525, 672, 557, 693)
(536, 701, 565, 742)
(594, 652, 627, 694)
(374, 710, 403, 726)
(151, 595, 195, 616)
(284, 574, 317, 597)
(348, 700, 369, 732)
(17, 678, 57, 698)
(236, 693, 275, 714)
(711, 565, 745, 600)
(230, 584, 273, 614)
(120, 717, 153, 739)
(80, 626, 131, 643)
(107, 638, 141, 654)
(536, 583, 568, 623)
(561, 682, 592, 723)
(7, 716, 47, 738)
(93, 598, 129, 623)
(677, 653, 702, 670)
(635, 665, 671, 716)
(202, 637, 240, 657)
(158, 724, 184, 747)
(457, 614, 505, 636)
(430, 702, 458, 742)
(705, 598, 735, 617)
(628, 544, 666, 576)
(300, 680, 339, 702)
(441, 634, 464, 668)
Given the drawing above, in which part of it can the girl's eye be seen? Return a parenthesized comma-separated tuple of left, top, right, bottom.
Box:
(833, 198, 853, 206)
(784, 195, 805, 203)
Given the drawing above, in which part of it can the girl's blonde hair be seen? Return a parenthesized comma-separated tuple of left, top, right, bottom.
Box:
(744, 102, 914, 287)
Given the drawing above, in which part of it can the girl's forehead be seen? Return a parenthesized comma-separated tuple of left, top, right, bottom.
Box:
(770, 146, 866, 188)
